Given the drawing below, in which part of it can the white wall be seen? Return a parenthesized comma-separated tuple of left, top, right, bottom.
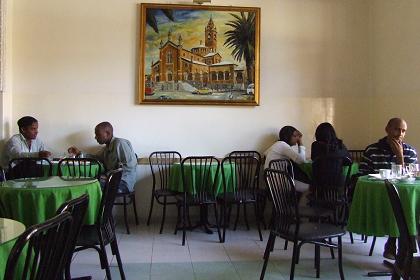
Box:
(7, 0, 371, 159)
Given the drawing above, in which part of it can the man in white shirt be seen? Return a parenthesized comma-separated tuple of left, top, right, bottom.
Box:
(2, 116, 51, 168)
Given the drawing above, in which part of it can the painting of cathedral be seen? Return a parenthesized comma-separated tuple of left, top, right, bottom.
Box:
(138, 4, 260, 105)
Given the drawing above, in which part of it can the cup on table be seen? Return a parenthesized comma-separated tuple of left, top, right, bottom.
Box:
(391, 164, 403, 178)
(379, 169, 391, 179)
(408, 163, 420, 173)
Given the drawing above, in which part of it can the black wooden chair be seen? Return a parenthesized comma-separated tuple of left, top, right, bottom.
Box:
(260, 169, 346, 280)
(56, 194, 90, 280)
(73, 169, 126, 280)
(8, 157, 52, 179)
(4, 212, 73, 280)
(384, 180, 420, 280)
(58, 157, 102, 180)
(146, 151, 181, 234)
(221, 155, 262, 242)
(348, 149, 364, 163)
(176, 156, 222, 246)
(0, 166, 5, 182)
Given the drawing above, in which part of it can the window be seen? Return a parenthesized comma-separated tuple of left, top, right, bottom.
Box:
(166, 50, 172, 63)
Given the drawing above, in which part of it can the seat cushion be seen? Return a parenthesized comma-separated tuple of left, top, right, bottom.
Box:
(77, 225, 113, 247)
(275, 222, 346, 241)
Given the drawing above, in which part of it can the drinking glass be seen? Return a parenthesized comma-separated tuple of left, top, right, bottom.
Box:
(391, 164, 403, 178)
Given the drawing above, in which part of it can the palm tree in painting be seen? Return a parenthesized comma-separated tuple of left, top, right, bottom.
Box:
(146, 9, 174, 33)
(224, 12, 256, 84)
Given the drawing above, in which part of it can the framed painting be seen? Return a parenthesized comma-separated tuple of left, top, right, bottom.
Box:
(137, 3, 260, 105)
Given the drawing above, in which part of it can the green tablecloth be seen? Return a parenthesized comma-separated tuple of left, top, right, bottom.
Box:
(0, 218, 26, 280)
(0, 177, 101, 226)
(347, 176, 420, 237)
(168, 163, 235, 195)
(299, 161, 359, 179)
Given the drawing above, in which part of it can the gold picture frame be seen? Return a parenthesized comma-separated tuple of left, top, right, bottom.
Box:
(137, 3, 260, 106)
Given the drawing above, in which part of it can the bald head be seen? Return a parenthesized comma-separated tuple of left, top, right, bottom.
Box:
(385, 118, 407, 142)
(95, 121, 113, 145)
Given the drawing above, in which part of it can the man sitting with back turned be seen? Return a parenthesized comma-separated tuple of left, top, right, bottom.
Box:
(359, 117, 417, 259)
(68, 121, 137, 193)
(2, 116, 52, 168)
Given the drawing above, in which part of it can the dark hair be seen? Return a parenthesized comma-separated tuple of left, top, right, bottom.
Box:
(17, 116, 38, 131)
(315, 122, 343, 151)
(279, 126, 297, 145)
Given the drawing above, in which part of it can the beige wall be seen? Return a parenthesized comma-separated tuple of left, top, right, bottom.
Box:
(7, 0, 420, 158)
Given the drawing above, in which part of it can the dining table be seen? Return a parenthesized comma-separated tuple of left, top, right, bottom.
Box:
(299, 161, 359, 179)
(48, 160, 102, 177)
(0, 218, 26, 280)
(0, 176, 102, 227)
(347, 175, 420, 277)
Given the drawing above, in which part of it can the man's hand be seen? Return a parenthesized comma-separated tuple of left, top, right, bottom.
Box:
(388, 138, 404, 164)
(39, 150, 52, 158)
(67, 146, 81, 157)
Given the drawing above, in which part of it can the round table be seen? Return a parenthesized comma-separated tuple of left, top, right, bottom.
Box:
(0, 218, 26, 280)
(0, 176, 102, 226)
(348, 175, 420, 237)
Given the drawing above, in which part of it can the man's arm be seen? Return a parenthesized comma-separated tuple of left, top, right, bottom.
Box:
(359, 147, 375, 174)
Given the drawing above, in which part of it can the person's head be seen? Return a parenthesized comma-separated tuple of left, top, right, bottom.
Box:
(385, 118, 407, 142)
(315, 122, 338, 144)
(95, 122, 113, 145)
(279, 126, 300, 146)
(17, 116, 38, 140)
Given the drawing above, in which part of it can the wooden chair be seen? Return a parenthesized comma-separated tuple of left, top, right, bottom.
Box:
(220, 155, 262, 242)
(176, 156, 222, 246)
(8, 157, 52, 179)
(384, 180, 420, 280)
(348, 149, 364, 163)
(146, 151, 181, 234)
(56, 194, 90, 280)
(73, 169, 126, 280)
(4, 212, 73, 280)
(260, 169, 346, 280)
(58, 157, 102, 180)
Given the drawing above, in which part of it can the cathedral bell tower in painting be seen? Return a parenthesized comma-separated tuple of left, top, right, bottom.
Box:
(205, 16, 217, 52)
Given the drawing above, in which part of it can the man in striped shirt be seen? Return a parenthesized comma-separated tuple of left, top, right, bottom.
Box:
(359, 117, 417, 259)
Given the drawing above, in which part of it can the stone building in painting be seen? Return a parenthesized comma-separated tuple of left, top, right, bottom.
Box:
(150, 17, 246, 91)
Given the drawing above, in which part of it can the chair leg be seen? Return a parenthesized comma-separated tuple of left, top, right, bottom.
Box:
(146, 193, 155, 226)
(123, 195, 130, 234)
(283, 240, 288, 250)
(290, 242, 298, 280)
(222, 203, 227, 243)
(233, 204, 240, 230)
(174, 203, 181, 235)
(111, 239, 126, 280)
(329, 238, 335, 259)
(315, 244, 320, 278)
(243, 203, 250, 230)
(98, 238, 112, 280)
(160, 197, 167, 234)
(369, 236, 376, 256)
(338, 236, 345, 280)
(349, 232, 354, 244)
(131, 193, 139, 225)
(253, 202, 263, 241)
(182, 202, 187, 246)
(260, 232, 275, 279)
(213, 204, 222, 243)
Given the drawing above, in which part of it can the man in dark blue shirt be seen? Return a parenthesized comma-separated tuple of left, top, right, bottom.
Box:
(360, 118, 418, 259)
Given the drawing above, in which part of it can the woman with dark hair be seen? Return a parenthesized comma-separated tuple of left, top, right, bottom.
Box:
(311, 122, 350, 160)
(264, 126, 310, 192)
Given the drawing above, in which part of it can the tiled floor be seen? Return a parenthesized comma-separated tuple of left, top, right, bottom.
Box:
(70, 218, 395, 280)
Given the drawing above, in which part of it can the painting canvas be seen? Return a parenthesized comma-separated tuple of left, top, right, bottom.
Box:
(138, 3, 260, 105)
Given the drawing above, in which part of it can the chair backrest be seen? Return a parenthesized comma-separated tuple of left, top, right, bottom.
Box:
(312, 155, 352, 223)
(8, 157, 52, 179)
(268, 159, 294, 179)
(221, 155, 260, 195)
(229, 150, 262, 162)
(56, 194, 89, 278)
(181, 156, 220, 200)
(0, 166, 5, 182)
(58, 158, 102, 180)
(149, 151, 182, 191)
(384, 180, 414, 276)
(264, 169, 299, 232)
(348, 149, 364, 163)
(4, 212, 73, 280)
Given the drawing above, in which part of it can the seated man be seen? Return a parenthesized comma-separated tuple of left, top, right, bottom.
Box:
(2, 116, 52, 168)
(359, 117, 417, 259)
(68, 121, 137, 193)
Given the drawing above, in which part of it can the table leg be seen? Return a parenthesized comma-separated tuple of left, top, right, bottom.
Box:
(366, 260, 393, 277)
